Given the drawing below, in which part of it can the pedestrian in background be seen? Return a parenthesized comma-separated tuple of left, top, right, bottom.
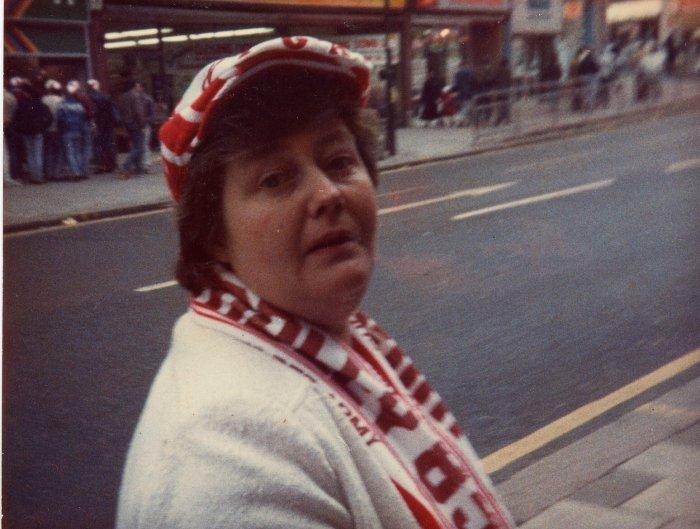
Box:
(6, 78, 26, 182)
(87, 79, 118, 173)
(3, 86, 22, 186)
(419, 69, 443, 125)
(12, 78, 52, 184)
(140, 88, 155, 174)
(492, 58, 512, 126)
(68, 80, 96, 177)
(42, 80, 65, 181)
(453, 58, 476, 126)
(57, 81, 89, 181)
(116, 36, 515, 529)
(117, 81, 148, 179)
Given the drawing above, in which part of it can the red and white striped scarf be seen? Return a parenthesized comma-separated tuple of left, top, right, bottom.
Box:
(191, 267, 514, 529)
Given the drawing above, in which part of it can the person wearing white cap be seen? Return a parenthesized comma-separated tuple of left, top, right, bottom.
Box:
(87, 79, 119, 173)
(116, 36, 514, 529)
(42, 80, 65, 181)
(56, 80, 89, 180)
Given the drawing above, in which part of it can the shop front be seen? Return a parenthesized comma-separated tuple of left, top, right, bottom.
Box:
(4, 0, 90, 87)
(510, 0, 563, 85)
(93, 1, 404, 107)
(410, 0, 511, 103)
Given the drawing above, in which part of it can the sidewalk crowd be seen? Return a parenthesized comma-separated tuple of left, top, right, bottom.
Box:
(412, 33, 685, 129)
(3, 75, 167, 187)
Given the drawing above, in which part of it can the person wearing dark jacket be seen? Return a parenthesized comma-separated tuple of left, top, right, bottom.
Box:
(87, 79, 118, 173)
(57, 82, 90, 180)
(12, 79, 53, 184)
(419, 70, 443, 123)
(492, 58, 512, 126)
(117, 81, 149, 178)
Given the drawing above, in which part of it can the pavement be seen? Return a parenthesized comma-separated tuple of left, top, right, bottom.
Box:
(497, 376, 700, 529)
(3, 75, 699, 528)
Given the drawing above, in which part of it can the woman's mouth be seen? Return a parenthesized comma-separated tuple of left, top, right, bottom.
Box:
(306, 230, 358, 255)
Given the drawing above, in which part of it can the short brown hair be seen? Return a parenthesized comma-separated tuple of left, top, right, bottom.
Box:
(175, 72, 380, 294)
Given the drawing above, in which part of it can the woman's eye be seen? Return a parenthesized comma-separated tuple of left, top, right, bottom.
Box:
(259, 172, 287, 189)
(327, 155, 356, 175)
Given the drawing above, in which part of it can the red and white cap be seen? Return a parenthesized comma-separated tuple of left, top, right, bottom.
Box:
(159, 36, 372, 202)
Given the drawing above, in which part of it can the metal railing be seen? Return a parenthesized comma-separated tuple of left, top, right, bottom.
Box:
(411, 73, 699, 144)
(466, 73, 699, 142)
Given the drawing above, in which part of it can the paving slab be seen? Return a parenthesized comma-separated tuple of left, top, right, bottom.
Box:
(620, 479, 700, 521)
(658, 519, 700, 529)
(569, 468, 661, 508)
(498, 378, 700, 523)
(519, 499, 669, 529)
(620, 442, 700, 480)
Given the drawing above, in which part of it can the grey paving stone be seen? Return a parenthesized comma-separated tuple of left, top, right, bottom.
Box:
(668, 422, 700, 449)
(570, 468, 661, 507)
(621, 478, 700, 520)
(658, 519, 700, 529)
(620, 442, 700, 480)
(519, 499, 669, 529)
(498, 379, 700, 523)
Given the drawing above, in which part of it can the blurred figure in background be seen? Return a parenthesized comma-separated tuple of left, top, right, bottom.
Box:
(140, 88, 155, 174)
(636, 41, 667, 101)
(4, 86, 21, 186)
(42, 80, 65, 181)
(117, 81, 148, 179)
(419, 70, 443, 126)
(87, 79, 118, 173)
(453, 58, 476, 126)
(68, 80, 96, 176)
(12, 78, 52, 184)
(57, 81, 90, 181)
(492, 58, 512, 126)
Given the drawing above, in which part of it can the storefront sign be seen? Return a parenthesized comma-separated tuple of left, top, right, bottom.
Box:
(332, 34, 399, 66)
(512, 0, 562, 33)
(416, 0, 509, 9)
(209, 0, 405, 8)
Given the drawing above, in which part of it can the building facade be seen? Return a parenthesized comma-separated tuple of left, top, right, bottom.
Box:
(5, 0, 514, 123)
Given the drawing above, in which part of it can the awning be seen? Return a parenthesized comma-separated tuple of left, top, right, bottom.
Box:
(606, 0, 662, 24)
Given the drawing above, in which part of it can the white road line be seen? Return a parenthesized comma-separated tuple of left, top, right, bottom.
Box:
(451, 178, 615, 221)
(665, 158, 700, 174)
(378, 182, 517, 216)
(377, 185, 428, 198)
(503, 150, 594, 175)
(135, 280, 179, 292)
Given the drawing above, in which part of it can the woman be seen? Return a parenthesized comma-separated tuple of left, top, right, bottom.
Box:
(117, 36, 514, 529)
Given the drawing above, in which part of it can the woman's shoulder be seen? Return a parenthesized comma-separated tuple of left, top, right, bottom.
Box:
(158, 310, 322, 418)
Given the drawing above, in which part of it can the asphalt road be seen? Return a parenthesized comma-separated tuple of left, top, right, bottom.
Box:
(3, 110, 699, 528)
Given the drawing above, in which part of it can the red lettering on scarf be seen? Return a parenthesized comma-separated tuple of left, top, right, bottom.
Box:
(376, 393, 418, 434)
(415, 443, 466, 503)
(386, 346, 403, 369)
(470, 490, 501, 529)
(400, 364, 419, 388)
(413, 380, 432, 404)
(329, 43, 351, 57)
(282, 37, 308, 49)
(300, 329, 324, 357)
(453, 508, 469, 528)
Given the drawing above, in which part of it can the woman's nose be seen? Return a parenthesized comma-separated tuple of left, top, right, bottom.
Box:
(307, 168, 344, 219)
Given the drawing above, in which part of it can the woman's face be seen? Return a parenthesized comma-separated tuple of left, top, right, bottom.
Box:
(216, 118, 377, 337)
